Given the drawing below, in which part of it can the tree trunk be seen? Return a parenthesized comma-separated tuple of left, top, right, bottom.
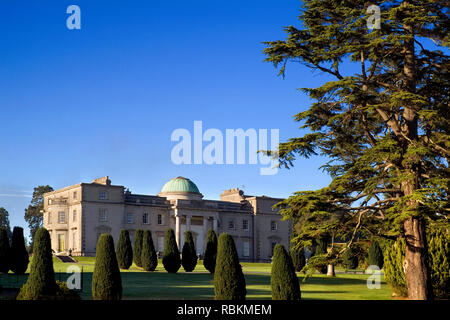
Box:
(403, 217, 432, 300)
(326, 264, 335, 277)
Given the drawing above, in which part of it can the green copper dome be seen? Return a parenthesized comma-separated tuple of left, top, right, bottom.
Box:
(160, 177, 200, 194)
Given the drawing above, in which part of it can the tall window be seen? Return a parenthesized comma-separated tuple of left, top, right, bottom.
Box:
(157, 214, 162, 225)
(58, 211, 66, 223)
(48, 212, 51, 224)
(73, 209, 77, 222)
(243, 241, 250, 257)
(143, 212, 149, 224)
(99, 209, 108, 222)
(271, 221, 277, 231)
(242, 219, 249, 230)
(127, 213, 134, 224)
(228, 219, 235, 230)
(73, 191, 78, 200)
(271, 242, 277, 256)
(99, 191, 108, 200)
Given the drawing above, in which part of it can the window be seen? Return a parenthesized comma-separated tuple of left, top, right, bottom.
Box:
(73, 191, 77, 200)
(58, 211, 66, 223)
(99, 209, 108, 222)
(99, 191, 108, 200)
(48, 212, 52, 224)
(228, 219, 235, 230)
(143, 212, 149, 224)
(157, 236, 164, 252)
(242, 219, 249, 230)
(127, 213, 134, 224)
(157, 214, 162, 225)
(243, 241, 250, 257)
(271, 221, 277, 231)
(73, 209, 77, 222)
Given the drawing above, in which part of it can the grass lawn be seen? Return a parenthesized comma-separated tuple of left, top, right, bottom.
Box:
(0, 256, 392, 300)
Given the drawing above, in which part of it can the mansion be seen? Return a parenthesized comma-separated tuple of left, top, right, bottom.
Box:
(42, 176, 291, 262)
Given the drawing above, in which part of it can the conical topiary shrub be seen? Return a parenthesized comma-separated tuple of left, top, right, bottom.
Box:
(428, 226, 450, 299)
(290, 245, 306, 272)
(141, 230, 158, 271)
(384, 238, 408, 297)
(214, 233, 246, 300)
(203, 229, 217, 274)
(19, 228, 56, 299)
(133, 229, 144, 268)
(368, 240, 384, 269)
(10, 227, 29, 274)
(116, 230, 133, 270)
(182, 231, 197, 272)
(0, 228, 10, 273)
(92, 234, 122, 300)
(271, 244, 301, 300)
(162, 229, 181, 273)
(342, 245, 358, 270)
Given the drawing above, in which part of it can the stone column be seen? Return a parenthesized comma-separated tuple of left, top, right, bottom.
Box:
(175, 209, 181, 247)
(213, 217, 218, 233)
(186, 215, 191, 231)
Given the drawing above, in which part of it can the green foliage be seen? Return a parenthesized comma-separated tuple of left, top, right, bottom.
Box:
(116, 230, 133, 270)
(312, 237, 328, 274)
(427, 227, 449, 299)
(162, 229, 181, 273)
(19, 228, 56, 299)
(92, 234, 122, 300)
(342, 246, 358, 270)
(141, 230, 158, 272)
(10, 227, 29, 275)
(290, 246, 306, 272)
(271, 244, 301, 300)
(24, 185, 53, 247)
(368, 240, 384, 269)
(0, 227, 10, 273)
(182, 231, 197, 272)
(133, 229, 143, 267)
(383, 238, 408, 297)
(214, 233, 246, 300)
(203, 229, 218, 273)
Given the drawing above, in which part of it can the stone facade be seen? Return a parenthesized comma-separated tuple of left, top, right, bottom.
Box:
(43, 176, 290, 262)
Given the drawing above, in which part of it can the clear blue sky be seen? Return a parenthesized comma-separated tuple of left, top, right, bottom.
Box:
(0, 0, 334, 241)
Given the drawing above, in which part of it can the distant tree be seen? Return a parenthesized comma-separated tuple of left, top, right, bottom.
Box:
(10, 227, 29, 274)
(271, 244, 301, 300)
(92, 234, 122, 300)
(182, 231, 198, 272)
(0, 208, 12, 241)
(133, 229, 143, 267)
(116, 230, 133, 270)
(368, 240, 384, 269)
(0, 228, 11, 273)
(141, 230, 158, 272)
(24, 185, 53, 247)
(203, 229, 217, 273)
(162, 229, 181, 273)
(290, 246, 306, 272)
(342, 246, 358, 270)
(214, 233, 246, 300)
(18, 228, 56, 299)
